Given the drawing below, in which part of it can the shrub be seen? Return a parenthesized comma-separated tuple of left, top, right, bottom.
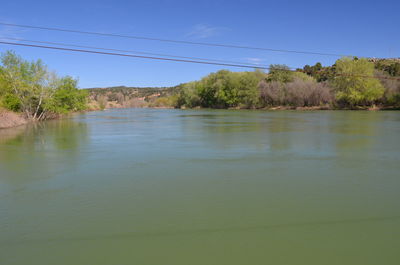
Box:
(259, 80, 285, 106)
(285, 79, 333, 107)
(259, 78, 333, 107)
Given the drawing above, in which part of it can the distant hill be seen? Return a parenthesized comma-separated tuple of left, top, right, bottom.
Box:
(84, 85, 179, 110)
(368, 58, 400, 63)
(84, 85, 176, 97)
(368, 58, 400, 77)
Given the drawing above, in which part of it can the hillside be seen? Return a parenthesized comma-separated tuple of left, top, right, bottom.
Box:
(84, 85, 178, 109)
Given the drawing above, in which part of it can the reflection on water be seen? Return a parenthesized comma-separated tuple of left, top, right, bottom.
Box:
(0, 109, 400, 265)
(0, 118, 88, 184)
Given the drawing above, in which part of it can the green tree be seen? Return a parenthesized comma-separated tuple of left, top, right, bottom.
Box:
(177, 81, 201, 108)
(332, 57, 384, 106)
(375, 60, 400, 77)
(45, 76, 88, 113)
(176, 70, 265, 109)
(292, 71, 316, 82)
(0, 51, 54, 119)
(301, 62, 335, 82)
(197, 70, 264, 108)
(267, 64, 293, 83)
(236, 71, 263, 108)
(0, 51, 88, 120)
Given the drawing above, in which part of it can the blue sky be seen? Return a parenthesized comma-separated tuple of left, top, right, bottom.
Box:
(0, 0, 399, 88)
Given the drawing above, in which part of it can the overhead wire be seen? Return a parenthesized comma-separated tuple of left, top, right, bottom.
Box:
(0, 37, 268, 67)
(1, 40, 399, 81)
(0, 40, 275, 70)
(0, 22, 350, 57)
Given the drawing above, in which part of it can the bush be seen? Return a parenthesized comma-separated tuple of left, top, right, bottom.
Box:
(259, 80, 285, 106)
(285, 79, 333, 107)
(259, 78, 333, 107)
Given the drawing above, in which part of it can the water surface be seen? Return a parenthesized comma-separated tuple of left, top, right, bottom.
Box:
(1, 109, 399, 265)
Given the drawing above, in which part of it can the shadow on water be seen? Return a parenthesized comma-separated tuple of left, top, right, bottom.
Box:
(178, 110, 301, 151)
(0, 125, 27, 145)
(177, 110, 391, 161)
(329, 112, 385, 163)
(0, 119, 88, 185)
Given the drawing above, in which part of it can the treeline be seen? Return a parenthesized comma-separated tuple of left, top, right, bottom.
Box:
(0, 51, 87, 121)
(170, 57, 400, 109)
(3, 50, 398, 117)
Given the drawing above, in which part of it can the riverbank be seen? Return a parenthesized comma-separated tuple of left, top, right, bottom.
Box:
(261, 105, 400, 111)
(188, 104, 399, 111)
(2, 105, 399, 130)
(0, 109, 28, 129)
(0, 109, 64, 129)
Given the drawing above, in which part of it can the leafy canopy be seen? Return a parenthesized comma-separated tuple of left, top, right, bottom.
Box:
(333, 57, 384, 106)
(0, 51, 88, 119)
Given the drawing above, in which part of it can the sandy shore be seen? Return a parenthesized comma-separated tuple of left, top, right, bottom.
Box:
(0, 109, 27, 129)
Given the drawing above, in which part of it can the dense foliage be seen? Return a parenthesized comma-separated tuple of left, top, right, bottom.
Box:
(175, 67, 333, 109)
(375, 59, 400, 77)
(332, 58, 385, 106)
(177, 70, 265, 108)
(174, 57, 400, 109)
(0, 51, 88, 120)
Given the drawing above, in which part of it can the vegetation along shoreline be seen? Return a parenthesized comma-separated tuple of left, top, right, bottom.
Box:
(1, 51, 399, 129)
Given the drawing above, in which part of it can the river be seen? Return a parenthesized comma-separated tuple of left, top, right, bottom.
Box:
(1, 109, 399, 265)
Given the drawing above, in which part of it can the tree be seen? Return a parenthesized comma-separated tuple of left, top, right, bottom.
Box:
(45, 76, 88, 113)
(375, 70, 400, 106)
(0, 51, 50, 119)
(375, 60, 400, 77)
(177, 81, 201, 108)
(175, 70, 265, 109)
(301, 62, 335, 82)
(236, 71, 262, 108)
(332, 57, 384, 106)
(267, 64, 293, 83)
(0, 51, 88, 120)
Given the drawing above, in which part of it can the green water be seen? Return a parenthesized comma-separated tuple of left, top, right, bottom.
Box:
(0, 109, 399, 265)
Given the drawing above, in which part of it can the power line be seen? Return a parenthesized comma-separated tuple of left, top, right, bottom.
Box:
(0, 40, 273, 70)
(0, 22, 349, 57)
(0, 37, 267, 67)
(1, 41, 399, 81)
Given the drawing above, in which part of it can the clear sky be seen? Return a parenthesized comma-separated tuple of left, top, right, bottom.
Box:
(0, 0, 399, 88)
